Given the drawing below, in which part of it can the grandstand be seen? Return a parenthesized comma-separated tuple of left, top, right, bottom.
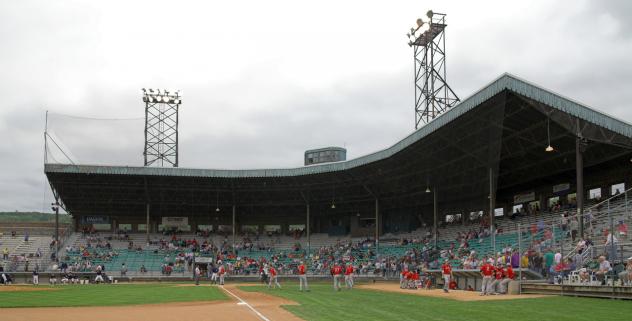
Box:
(36, 73, 632, 296)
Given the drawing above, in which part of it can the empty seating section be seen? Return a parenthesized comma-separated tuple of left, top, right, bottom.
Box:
(0, 234, 53, 272)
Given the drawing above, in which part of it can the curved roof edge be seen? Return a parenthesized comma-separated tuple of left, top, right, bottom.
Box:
(44, 73, 632, 178)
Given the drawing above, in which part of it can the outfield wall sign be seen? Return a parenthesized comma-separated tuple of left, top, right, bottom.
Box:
(162, 217, 188, 227)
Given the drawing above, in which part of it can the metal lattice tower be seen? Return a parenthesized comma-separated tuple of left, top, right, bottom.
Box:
(407, 11, 460, 129)
(142, 89, 182, 167)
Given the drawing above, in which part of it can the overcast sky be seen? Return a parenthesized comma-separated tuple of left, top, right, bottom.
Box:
(1, 0, 631, 212)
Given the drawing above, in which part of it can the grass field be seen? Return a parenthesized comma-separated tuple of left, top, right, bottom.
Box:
(0, 284, 227, 308)
(240, 283, 632, 321)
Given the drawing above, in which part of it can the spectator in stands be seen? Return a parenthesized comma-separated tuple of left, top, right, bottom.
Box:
(543, 249, 554, 277)
(554, 251, 562, 266)
(2, 247, 8, 260)
(121, 263, 127, 276)
(618, 257, 632, 286)
(594, 256, 612, 285)
(617, 221, 628, 240)
(574, 249, 584, 270)
(570, 218, 579, 242)
(140, 264, 147, 273)
(578, 267, 590, 284)
(605, 232, 619, 261)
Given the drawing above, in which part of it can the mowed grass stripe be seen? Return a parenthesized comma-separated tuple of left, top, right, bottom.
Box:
(239, 283, 632, 321)
(0, 284, 227, 308)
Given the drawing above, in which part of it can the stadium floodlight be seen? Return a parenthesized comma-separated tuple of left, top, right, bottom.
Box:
(331, 203, 336, 209)
(216, 207, 220, 212)
(143, 87, 183, 167)
(425, 186, 431, 193)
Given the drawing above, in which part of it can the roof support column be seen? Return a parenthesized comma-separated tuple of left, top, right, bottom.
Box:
(306, 203, 310, 255)
(433, 189, 438, 248)
(146, 203, 150, 245)
(375, 198, 379, 256)
(489, 167, 496, 255)
(232, 204, 236, 254)
(299, 191, 310, 256)
(576, 135, 585, 239)
(53, 198, 60, 259)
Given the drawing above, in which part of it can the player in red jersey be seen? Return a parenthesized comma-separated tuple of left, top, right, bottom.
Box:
(297, 261, 309, 292)
(400, 268, 408, 288)
(479, 258, 494, 296)
(499, 263, 515, 294)
(489, 263, 504, 295)
(218, 262, 226, 286)
(441, 261, 453, 293)
(344, 263, 355, 289)
(268, 265, 281, 289)
(331, 263, 343, 291)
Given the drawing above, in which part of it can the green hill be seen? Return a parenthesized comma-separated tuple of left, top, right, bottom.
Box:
(0, 211, 71, 223)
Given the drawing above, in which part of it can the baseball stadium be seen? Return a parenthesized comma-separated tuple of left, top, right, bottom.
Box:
(3, 8, 632, 321)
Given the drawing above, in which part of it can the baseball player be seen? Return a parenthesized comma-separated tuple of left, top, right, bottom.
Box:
(94, 266, 105, 284)
(194, 266, 201, 286)
(218, 262, 226, 285)
(297, 261, 309, 291)
(344, 263, 355, 289)
(441, 261, 453, 293)
(268, 265, 281, 289)
(210, 265, 219, 284)
(331, 263, 343, 291)
(260, 264, 269, 285)
(32, 269, 39, 285)
(488, 262, 504, 295)
(400, 268, 408, 288)
(499, 263, 515, 294)
(479, 258, 494, 296)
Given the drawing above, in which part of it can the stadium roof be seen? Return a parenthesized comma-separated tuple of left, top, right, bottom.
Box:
(45, 73, 632, 179)
(45, 73, 632, 217)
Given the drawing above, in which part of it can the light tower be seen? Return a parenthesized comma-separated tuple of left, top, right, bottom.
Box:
(407, 10, 460, 129)
(142, 88, 182, 167)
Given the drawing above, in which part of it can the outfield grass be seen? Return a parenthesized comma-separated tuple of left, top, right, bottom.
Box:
(241, 283, 632, 321)
(0, 284, 227, 308)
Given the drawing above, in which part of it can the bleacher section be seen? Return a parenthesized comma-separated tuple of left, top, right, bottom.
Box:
(40, 190, 632, 276)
